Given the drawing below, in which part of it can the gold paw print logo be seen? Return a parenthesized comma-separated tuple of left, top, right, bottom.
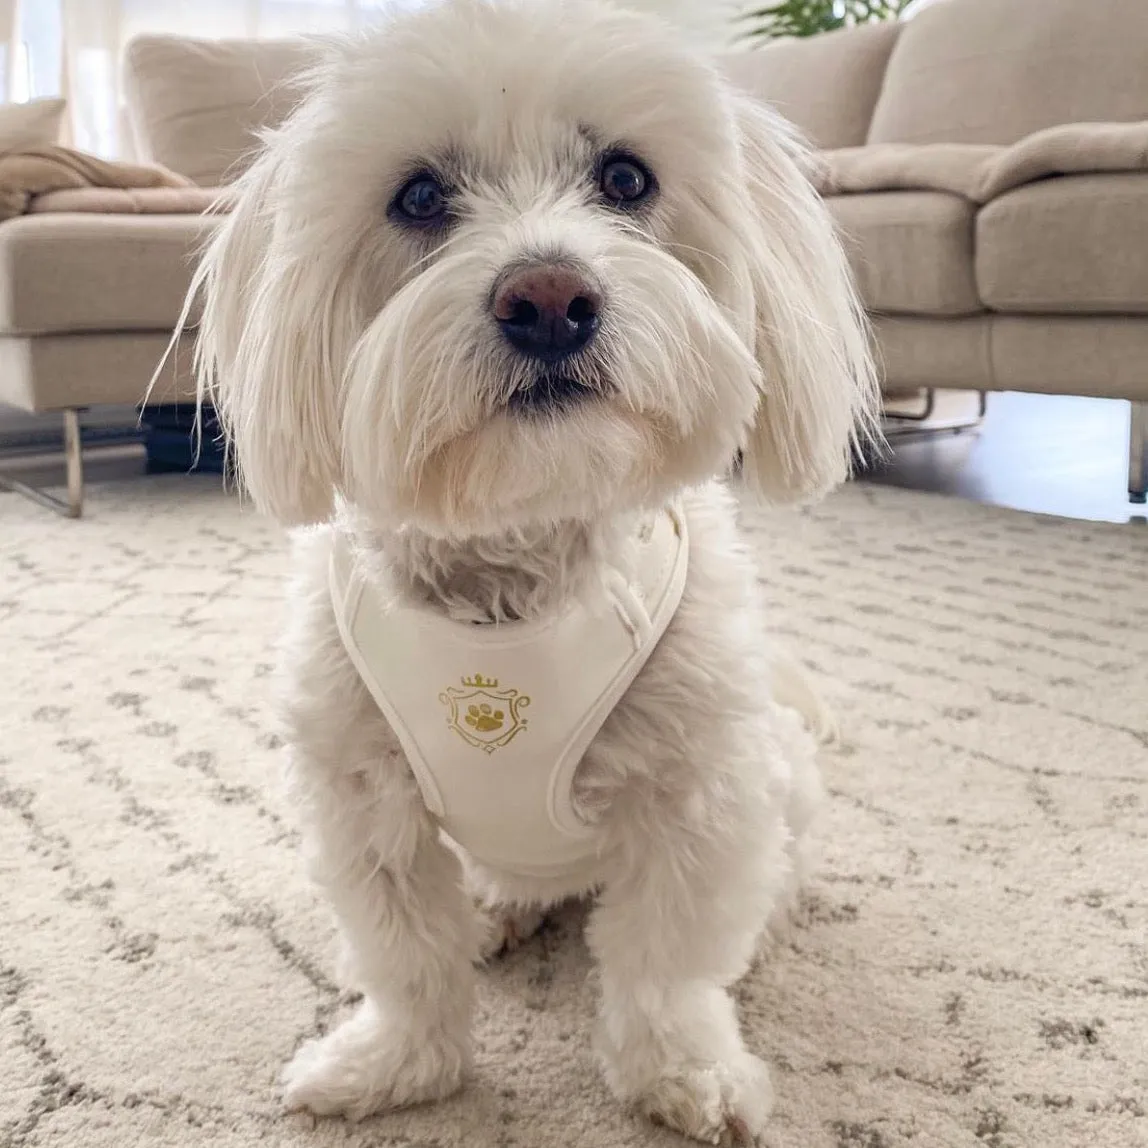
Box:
(440, 673, 530, 753)
(465, 703, 504, 733)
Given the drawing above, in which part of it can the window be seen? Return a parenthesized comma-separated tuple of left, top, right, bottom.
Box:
(13, 0, 62, 100)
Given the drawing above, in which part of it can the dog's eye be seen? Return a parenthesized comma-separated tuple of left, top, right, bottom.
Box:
(599, 153, 652, 207)
(394, 174, 447, 224)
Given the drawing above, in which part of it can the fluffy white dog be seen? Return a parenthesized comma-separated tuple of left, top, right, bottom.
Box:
(187, 0, 877, 1142)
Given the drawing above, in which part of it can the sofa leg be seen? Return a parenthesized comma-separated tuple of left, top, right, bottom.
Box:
(1131, 401, 1148, 504)
(62, 408, 84, 516)
(0, 408, 85, 518)
(884, 387, 937, 422)
(883, 389, 987, 432)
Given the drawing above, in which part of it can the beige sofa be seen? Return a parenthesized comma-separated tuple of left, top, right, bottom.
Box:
(0, 35, 307, 516)
(2, 0, 1146, 516)
(724, 0, 1148, 501)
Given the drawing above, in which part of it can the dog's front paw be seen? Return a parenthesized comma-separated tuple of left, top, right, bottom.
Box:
(638, 1055, 773, 1147)
(282, 1002, 469, 1121)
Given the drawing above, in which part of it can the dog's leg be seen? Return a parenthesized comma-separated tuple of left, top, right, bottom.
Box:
(455, 849, 549, 961)
(587, 798, 788, 1146)
(475, 901, 548, 961)
(281, 751, 479, 1121)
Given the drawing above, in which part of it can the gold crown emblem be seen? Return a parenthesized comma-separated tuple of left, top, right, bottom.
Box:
(462, 672, 498, 689)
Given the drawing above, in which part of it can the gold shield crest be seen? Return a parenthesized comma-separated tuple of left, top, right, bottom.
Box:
(439, 673, 531, 753)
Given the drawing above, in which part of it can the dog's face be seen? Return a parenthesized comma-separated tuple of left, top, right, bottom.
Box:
(196, 0, 876, 537)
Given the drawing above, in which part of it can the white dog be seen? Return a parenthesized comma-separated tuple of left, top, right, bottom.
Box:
(187, 0, 877, 1142)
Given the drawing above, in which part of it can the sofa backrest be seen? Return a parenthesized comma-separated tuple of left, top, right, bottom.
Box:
(720, 22, 901, 149)
(869, 0, 1148, 145)
(124, 35, 319, 186)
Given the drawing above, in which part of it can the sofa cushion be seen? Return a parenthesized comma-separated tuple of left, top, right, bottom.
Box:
(28, 186, 225, 215)
(720, 22, 900, 149)
(869, 0, 1148, 146)
(872, 315, 992, 391)
(870, 314, 1148, 401)
(990, 316, 1148, 400)
(977, 174, 1148, 314)
(0, 332, 197, 413)
(0, 98, 66, 150)
(124, 35, 318, 186)
(0, 213, 217, 336)
(828, 191, 979, 317)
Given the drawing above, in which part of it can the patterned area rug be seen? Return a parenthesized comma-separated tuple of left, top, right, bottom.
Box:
(2, 477, 1145, 1148)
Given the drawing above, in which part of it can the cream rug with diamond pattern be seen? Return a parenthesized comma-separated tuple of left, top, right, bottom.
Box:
(1, 476, 1145, 1148)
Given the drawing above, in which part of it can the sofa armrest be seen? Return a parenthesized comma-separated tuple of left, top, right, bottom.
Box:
(976, 121, 1148, 202)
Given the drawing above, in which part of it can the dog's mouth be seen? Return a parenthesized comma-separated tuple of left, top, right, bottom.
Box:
(506, 372, 601, 415)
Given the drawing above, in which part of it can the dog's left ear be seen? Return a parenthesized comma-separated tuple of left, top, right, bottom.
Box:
(730, 94, 879, 502)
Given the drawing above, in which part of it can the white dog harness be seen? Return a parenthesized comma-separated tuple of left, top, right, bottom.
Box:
(328, 505, 689, 878)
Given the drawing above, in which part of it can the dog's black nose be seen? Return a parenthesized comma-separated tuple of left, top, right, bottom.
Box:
(493, 263, 601, 362)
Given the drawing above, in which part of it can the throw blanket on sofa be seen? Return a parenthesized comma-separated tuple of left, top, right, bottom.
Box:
(811, 120, 1148, 205)
(0, 145, 193, 222)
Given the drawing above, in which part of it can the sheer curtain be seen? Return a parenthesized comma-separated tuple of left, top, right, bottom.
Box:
(59, 0, 411, 157)
(620, 0, 743, 49)
(0, 0, 19, 100)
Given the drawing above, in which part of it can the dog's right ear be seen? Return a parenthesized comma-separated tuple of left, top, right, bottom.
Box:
(191, 139, 343, 526)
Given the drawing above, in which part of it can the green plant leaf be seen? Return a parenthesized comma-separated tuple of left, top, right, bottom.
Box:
(736, 0, 907, 40)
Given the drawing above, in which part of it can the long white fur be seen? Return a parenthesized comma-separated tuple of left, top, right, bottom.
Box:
(187, 1, 878, 1142)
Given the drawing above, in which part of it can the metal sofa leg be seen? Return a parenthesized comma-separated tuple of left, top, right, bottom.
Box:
(0, 408, 85, 518)
(885, 387, 937, 422)
(883, 389, 987, 432)
(1131, 401, 1148, 503)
